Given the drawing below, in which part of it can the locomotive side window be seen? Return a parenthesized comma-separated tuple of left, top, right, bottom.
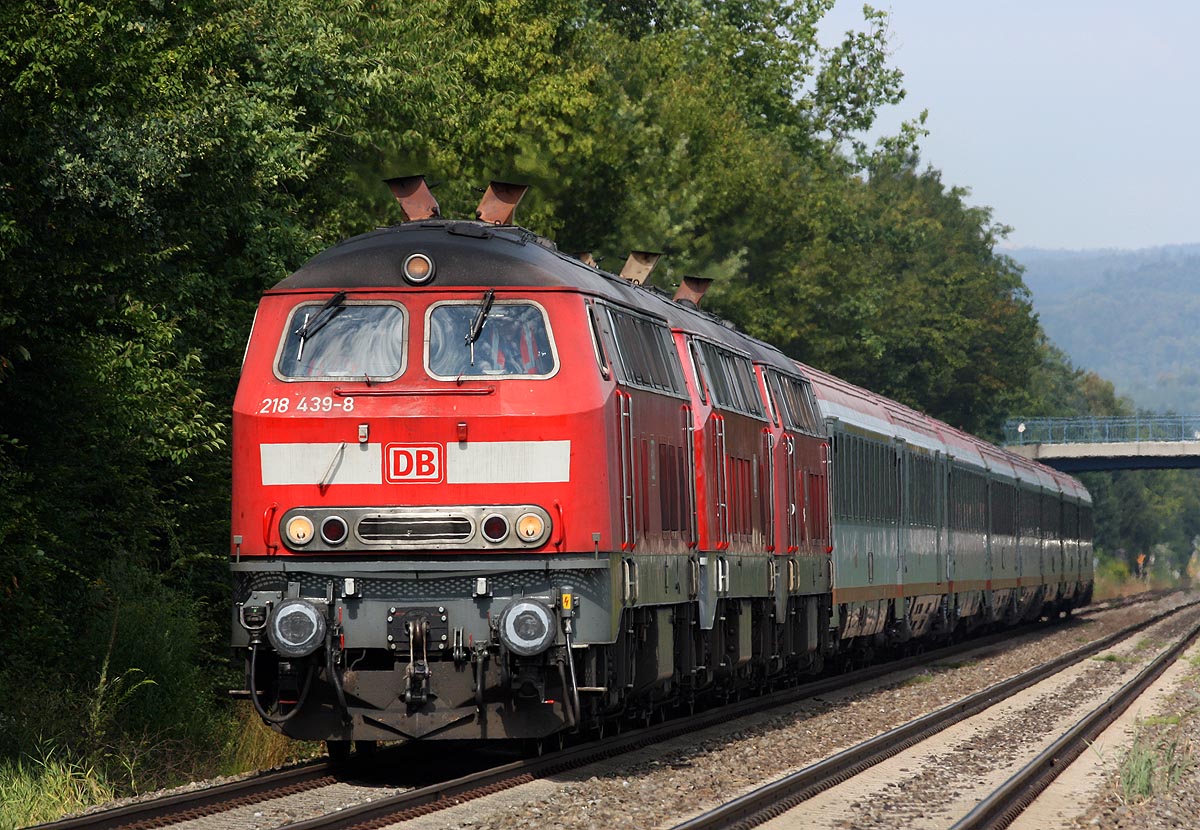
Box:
(426, 300, 557, 378)
(765, 370, 822, 435)
(277, 301, 407, 380)
(604, 307, 687, 397)
(696, 341, 765, 418)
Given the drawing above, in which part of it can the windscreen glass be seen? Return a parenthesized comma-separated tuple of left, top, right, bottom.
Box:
(277, 302, 406, 379)
(427, 301, 557, 378)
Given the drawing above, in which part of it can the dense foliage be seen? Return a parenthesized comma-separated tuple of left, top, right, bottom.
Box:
(0, 0, 1173, 814)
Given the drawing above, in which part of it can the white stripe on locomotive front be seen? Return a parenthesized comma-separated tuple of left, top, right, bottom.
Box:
(445, 440, 570, 483)
(259, 440, 571, 485)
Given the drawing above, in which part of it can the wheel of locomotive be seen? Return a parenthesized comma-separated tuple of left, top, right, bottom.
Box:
(326, 740, 351, 764)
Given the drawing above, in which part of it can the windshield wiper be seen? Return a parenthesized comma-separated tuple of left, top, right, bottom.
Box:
(295, 291, 346, 361)
(465, 289, 495, 365)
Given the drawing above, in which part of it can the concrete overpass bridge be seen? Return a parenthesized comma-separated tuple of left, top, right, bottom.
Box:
(1002, 416, 1200, 472)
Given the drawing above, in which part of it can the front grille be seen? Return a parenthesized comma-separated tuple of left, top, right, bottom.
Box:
(357, 515, 474, 544)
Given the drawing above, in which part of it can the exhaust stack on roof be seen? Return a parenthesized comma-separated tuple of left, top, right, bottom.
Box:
(476, 181, 529, 225)
(673, 275, 713, 308)
(385, 175, 441, 221)
(619, 251, 662, 285)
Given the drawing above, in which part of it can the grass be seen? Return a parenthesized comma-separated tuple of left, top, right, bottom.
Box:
(0, 704, 318, 828)
(901, 672, 933, 688)
(1092, 653, 1138, 663)
(0, 747, 117, 829)
(222, 702, 318, 773)
(1118, 727, 1194, 804)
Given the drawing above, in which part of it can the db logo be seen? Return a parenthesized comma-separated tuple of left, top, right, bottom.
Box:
(385, 444, 443, 483)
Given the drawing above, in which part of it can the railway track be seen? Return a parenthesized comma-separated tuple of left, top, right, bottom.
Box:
(670, 602, 1200, 830)
(30, 592, 1184, 830)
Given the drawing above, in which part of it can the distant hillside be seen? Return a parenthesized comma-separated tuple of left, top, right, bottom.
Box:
(1008, 244, 1200, 413)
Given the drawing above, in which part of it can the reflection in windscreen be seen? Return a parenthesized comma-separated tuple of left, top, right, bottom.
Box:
(278, 304, 406, 378)
(428, 303, 555, 377)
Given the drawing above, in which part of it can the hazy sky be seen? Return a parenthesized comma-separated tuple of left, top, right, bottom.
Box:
(819, 2, 1200, 251)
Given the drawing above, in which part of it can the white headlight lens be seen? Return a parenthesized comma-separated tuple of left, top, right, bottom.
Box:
(285, 516, 315, 546)
(515, 512, 547, 543)
(268, 599, 327, 657)
(498, 598, 556, 657)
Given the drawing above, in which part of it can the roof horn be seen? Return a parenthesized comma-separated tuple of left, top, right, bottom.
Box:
(385, 175, 441, 221)
(619, 251, 662, 285)
(476, 181, 529, 225)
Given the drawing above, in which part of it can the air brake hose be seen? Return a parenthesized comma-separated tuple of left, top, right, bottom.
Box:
(249, 643, 314, 724)
(326, 628, 352, 725)
(556, 660, 576, 730)
(563, 625, 582, 731)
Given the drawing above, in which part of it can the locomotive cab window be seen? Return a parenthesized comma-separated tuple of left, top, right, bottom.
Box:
(426, 300, 557, 379)
(277, 300, 407, 380)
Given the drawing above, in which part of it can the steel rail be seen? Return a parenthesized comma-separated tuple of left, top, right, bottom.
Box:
(666, 600, 1200, 830)
(26, 760, 340, 830)
(952, 616, 1200, 830)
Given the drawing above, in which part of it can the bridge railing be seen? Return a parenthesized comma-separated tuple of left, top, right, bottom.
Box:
(1003, 416, 1200, 446)
(1003, 415, 1200, 448)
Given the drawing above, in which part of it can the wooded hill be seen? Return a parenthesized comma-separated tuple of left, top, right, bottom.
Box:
(1014, 244, 1200, 414)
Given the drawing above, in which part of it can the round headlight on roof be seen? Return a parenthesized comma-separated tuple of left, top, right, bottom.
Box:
(498, 598, 557, 657)
(267, 598, 327, 658)
(402, 253, 436, 285)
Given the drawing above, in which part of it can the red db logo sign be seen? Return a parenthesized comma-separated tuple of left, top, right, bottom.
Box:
(385, 444, 443, 483)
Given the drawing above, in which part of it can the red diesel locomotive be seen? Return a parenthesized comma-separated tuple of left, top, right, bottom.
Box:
(231, 178, 1093, 753)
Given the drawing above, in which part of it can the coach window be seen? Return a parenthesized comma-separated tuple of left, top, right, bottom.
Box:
(426, 300, 558, 379)
(277, 301, 407, 381)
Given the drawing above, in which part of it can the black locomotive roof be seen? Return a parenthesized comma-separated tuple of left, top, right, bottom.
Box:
(272, 219, 797, 375)
(274, 220, 623, 293)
